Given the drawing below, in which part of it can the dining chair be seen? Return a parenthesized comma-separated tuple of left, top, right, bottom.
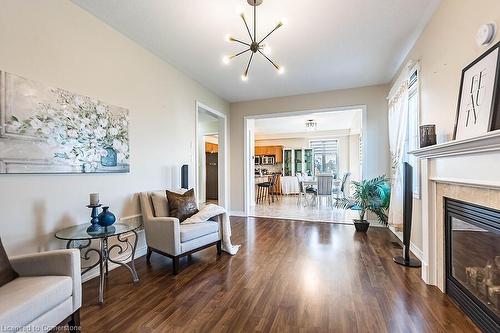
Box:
(316, 174, 334, 207)
(333, 172, 352, 199)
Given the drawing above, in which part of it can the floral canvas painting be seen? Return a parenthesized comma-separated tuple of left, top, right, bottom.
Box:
(0, 71, 130, 174)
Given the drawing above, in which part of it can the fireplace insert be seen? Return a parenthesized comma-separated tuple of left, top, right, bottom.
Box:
(445, 198, 500, 332)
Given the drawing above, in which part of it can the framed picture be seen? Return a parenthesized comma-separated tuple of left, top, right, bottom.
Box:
(0, 71, 130, 174)
(453, 41, 500, 140)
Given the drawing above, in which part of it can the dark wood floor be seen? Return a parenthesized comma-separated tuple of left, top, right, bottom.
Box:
(81, 217, 479, 332)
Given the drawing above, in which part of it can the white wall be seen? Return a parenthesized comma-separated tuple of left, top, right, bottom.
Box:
(391, 0, 500, 253)
(230, 85, 390, 213)
(348, 134, 361, 181)
(0, 0, 229, 255)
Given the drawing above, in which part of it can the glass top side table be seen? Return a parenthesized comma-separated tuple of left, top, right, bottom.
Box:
(55, 221, 142, 304)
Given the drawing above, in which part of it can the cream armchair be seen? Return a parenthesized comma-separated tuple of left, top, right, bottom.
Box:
(0, 249, 81, 332)
(139, 191, 222, 274)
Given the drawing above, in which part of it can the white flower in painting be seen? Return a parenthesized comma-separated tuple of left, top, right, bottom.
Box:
(67, 129, 78, 138)
(30, 119, 43, 130)
(99, 118, 108, 128)
(119, 143, 128, 153)
(96, 105, 106, 115)
(7, 121, 22, 131)
(100, 149, 108, 157)
(112, 139, 122, 150)
(63, 109, 72, 118)
(94, 128, 106, 139)
(122, 119, 128, 127)
(117, 152, 125, 161)
(74, 96, 84, 106)
(90, 114, 97, 121)
(41, 127, 52, 135)
(109, 127, 118, 136)
(47, 137, 57, 146)
(47, 109, 56, 116)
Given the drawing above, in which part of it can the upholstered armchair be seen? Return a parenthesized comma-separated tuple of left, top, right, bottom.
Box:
(139, 191, 222, 274)
(0, 249, 82, 332)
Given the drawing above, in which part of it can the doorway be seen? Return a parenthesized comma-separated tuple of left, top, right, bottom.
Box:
(243, 106, 367, 221)
(195, 102, 228, 208)
(205, 134, 219, 203)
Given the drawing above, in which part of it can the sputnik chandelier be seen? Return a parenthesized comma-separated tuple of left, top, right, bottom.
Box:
(223, 0, 286, 81)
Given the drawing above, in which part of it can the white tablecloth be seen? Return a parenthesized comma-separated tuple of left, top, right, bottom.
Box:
(281, 176, 300, 194)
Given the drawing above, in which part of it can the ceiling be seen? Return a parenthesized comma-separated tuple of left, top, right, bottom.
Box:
(254, 109, 362, 138)
(72, 0, 440, 102)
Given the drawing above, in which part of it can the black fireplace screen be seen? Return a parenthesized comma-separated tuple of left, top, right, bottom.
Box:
(445, 198, 500, 332)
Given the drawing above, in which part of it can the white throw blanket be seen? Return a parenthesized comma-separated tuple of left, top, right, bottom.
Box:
(182, 204, 240, 255)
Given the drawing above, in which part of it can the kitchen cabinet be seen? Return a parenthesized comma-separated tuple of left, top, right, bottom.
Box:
(254, 145, 283, 163)
(205, 142, 218, 153)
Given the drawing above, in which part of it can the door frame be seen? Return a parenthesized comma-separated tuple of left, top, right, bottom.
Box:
(195, 101, 228, 209)
(243, 105, 367, 215)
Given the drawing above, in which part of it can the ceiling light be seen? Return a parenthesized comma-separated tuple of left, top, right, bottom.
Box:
(224, 0, 286, 80)
(305, 119, 317, 131)
(222, 56, 230, 64)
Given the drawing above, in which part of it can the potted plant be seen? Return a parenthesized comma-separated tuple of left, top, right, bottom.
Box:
(335, 175, 390, 232)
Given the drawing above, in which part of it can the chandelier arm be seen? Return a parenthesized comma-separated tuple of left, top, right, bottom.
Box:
(257, 50, 280, 70)
(231, 48, 251, 59)
(231, 38, 251, 47)
(240, 15, 253, 42)
(253, 3, 256, 42)
(244, 52, 254, 77)
(258, 24, 283, 45)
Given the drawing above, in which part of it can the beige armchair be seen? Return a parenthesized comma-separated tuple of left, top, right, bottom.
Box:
(139, 191, 222, 274)
(0, 249, 81, 332)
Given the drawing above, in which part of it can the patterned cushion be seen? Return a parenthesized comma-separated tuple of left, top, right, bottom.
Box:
(0, 238, 18, 287)
(166, 189, 199, 222)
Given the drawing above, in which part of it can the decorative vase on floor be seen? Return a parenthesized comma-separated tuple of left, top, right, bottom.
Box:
(101, 147, 117, 167)
(353, 220, 370, 232)
(98, 206, 116, 227)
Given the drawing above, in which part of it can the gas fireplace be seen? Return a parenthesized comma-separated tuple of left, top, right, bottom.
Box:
(445, 198, 500, 332)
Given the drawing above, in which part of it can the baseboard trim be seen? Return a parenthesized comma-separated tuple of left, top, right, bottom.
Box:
(229, 211, 247, 217)
(388, 226, 423, 261)
(81, 245, 147, 283)
(410, 242, 423, 261)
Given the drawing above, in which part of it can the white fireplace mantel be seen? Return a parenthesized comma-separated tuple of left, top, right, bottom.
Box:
(409, 130, 500, 159)
(409, 130, 500, 292)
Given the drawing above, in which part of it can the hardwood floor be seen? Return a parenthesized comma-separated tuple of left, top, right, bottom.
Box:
(81, 217, 479, 332)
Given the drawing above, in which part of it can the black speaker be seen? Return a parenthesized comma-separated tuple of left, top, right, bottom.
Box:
(181, 164, 188, 189)
(393, 162, 421, 267)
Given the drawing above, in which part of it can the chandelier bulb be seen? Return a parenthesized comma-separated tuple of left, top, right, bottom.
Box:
(222, 56, 230, 65)
(235, 6, 245, 16)
(241, 74, 249, 82)
(279, 17, 288, 27)
(225, 34, 233, 43)
(277, 66, 285, 75)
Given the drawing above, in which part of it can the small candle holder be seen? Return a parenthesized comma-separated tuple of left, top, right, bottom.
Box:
(86, 204, 102, 233)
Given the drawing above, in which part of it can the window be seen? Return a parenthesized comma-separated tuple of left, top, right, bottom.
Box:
(406, 65, 420, 198)
(310, 139, 339, 175)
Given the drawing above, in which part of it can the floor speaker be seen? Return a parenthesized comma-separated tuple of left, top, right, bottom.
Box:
(393, 162, 421, 267)
(181, 164, 188, 189)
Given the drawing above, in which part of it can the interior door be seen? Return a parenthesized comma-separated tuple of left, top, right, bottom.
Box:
(206, 152, 218, 200)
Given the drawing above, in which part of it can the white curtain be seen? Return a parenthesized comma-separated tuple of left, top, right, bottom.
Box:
(388, 81, 408, 229)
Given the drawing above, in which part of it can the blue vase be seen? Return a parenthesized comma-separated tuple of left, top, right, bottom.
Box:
(101, 147, 117, 167)
(98, 206, 116, 227)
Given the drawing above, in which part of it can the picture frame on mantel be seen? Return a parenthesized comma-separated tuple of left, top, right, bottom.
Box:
(453, 41, 500, 141)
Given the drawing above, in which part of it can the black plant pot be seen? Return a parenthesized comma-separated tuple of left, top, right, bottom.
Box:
(353, 219, 370, 232)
